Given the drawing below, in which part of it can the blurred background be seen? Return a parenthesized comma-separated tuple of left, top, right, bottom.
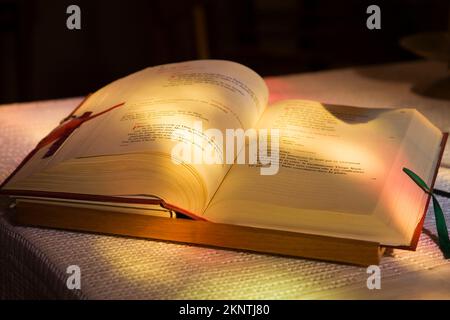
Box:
(0, 0, 448, 103)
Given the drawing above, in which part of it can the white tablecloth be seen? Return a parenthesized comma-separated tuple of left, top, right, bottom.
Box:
(1, 60, 450, 299)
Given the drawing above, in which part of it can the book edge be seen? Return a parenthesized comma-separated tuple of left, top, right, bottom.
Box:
(11, 201, 381, 266)
(390, 131, 448, 251)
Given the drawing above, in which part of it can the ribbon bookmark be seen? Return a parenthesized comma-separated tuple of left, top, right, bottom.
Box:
(403, 167, 450, 258)
(37, 102, 125, 159)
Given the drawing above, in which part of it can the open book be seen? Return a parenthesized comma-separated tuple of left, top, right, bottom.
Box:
(1, 60, 446, 265)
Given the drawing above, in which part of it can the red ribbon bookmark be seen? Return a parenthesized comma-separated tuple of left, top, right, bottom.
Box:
(37, 102, 125, 158)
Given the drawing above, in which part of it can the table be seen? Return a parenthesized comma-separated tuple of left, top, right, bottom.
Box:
(1, 60, 450, 299)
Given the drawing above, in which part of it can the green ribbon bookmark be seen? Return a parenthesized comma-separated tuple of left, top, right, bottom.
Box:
(403, 167, 450, 259)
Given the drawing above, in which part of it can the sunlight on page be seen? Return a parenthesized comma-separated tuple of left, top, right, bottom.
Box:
(4, 60, 270, 214)
(374, 112, 443, 243)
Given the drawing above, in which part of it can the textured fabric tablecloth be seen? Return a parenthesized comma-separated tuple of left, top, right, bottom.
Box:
(1, 60, 450, 299)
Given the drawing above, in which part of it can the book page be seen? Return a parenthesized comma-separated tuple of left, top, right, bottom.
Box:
(4, 60, 269, 214)
(204, 100, 443, 245)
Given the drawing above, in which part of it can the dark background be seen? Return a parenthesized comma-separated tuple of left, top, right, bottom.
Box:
(0, 0, 448, 103)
